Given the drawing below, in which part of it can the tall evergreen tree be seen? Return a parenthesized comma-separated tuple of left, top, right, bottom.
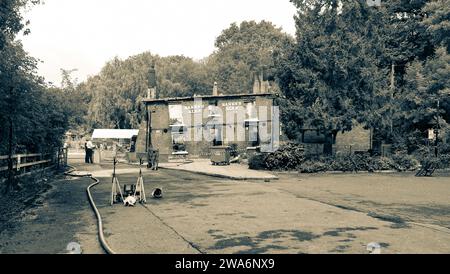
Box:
(276, 0, 388, 141)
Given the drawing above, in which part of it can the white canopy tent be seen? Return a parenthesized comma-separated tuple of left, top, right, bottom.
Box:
(91, 129, 139, 140)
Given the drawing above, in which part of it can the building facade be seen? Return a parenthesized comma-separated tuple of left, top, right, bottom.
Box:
(136, 92, 279, 163)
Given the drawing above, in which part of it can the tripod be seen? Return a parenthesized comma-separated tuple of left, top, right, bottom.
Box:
(111, 157, 124, 205)
(134, 157, 147, 204)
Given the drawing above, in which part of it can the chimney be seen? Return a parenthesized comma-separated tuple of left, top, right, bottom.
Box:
(261, 79, 270, 93)
(252, 75, 260, 94)
(259, 71, 270, 94)
(213, 82, 218, 96)
(147, 88, 156, 99)
(259, 72, 264, 91)
(148, 65, 157, 98)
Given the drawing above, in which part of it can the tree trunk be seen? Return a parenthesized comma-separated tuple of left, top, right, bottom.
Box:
(5, 117, 15, 193)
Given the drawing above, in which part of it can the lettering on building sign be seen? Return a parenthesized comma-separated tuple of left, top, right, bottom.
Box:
(222, 101, 243, 112)
(184, 105, 203, 114)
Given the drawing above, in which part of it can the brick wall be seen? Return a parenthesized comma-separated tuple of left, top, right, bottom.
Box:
(139, 95, 277, 159)
(135, 121, 148, 154)
(333, 125, 372, 155)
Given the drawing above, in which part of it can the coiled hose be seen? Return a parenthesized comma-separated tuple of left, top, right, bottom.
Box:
(64, 165, 116, 254)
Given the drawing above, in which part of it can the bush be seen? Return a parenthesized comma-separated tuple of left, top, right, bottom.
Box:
(439, 154, 450, 169)
(248, 142, 429, 173)
(229, 144, 239, 158)
(264, 143, 305, 170)
(332, 155, 398, 172)
(439, 143, 450, 155)
(299, 160, 329, 173)
(371, 157, 397, 171)
(392, 153, 420, 171)
(330, 156, 356, 172)
(248, 153, 267, 170)
(327, 153, 377, 172)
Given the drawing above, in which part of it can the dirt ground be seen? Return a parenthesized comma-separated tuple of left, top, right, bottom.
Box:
(2, 154, 450, 254)
(0, 172, 103, 254)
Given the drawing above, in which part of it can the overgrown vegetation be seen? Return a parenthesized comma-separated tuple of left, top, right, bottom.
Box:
(0, 172, 52, 233)
(276, 0, 450, 155)
(0, 0, 72, 191)
(249, 142, 449, 173)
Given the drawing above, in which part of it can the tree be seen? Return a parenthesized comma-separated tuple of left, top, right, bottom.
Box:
(385, 0, 450, 151)
(276, 0, 388, 141)
(422, 0, 450, 52)
(0, 0, 41, 49)
(1, 0, 72, 192)
(209, 20, 293, 95)
(400, 47, 450, 133)
(156, 55, 211, 98)
(59, 69, 90, 131)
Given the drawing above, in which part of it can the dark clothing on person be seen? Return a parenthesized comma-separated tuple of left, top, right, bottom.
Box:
(85, 142, 94, 164)
(84, 142, 89, 163)
(87, 149, 94, 164)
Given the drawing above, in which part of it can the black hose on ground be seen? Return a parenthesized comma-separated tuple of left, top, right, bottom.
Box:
(64, 165, 116, 254)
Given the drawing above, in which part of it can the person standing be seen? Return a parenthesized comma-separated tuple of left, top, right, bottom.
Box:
(84, 141, 89, 163)
(86, 139, 95, 164)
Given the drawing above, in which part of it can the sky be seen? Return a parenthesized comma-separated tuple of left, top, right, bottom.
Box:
(20, 0, 298, 86)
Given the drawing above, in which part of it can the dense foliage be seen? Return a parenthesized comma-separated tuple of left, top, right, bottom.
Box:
(0, 0, 70, 155)
(248, 143, 437, 173)
(208, 21, 293, 95)
(0, 1, 75, 191)
(276, 0, 450, 148)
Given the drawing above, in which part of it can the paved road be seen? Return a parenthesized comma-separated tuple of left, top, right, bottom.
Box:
(2, 154, 450, 254)
(274, 172, 450, 229)
(87, 161, 450, 254)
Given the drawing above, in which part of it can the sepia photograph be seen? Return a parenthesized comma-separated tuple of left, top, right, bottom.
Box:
(1, 0, 450, 266)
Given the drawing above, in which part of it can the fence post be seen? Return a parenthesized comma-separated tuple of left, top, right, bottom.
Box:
(16, 155, 21, 172)
(56, 148, 60, 170)
(64, 148, 68, 167)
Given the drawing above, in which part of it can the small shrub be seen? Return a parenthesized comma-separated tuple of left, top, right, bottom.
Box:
(248, 154, 267, 170)
(392, 153, 420, 171)
(330, 154, 371, 172)
(229, 144, 239, 158)
(439, 154, 450, 169)
(371, 157, 396, 171)
(299, 160, 329, 173)
(414, 145, 440, 169)
(330, 156, 357, 172)
(264, 143, 305, 170)
(439, 143, 450, 155)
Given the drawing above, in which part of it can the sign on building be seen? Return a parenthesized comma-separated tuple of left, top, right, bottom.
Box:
(428, 129, 436, 141)
(367, 0, 381, 7)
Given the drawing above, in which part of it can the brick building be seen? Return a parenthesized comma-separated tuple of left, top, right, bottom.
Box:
(300, 124, 373, 156)
(135, 79, 279, 163)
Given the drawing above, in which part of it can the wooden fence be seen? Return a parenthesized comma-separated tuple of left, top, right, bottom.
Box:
(0, 149, 67, 181)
